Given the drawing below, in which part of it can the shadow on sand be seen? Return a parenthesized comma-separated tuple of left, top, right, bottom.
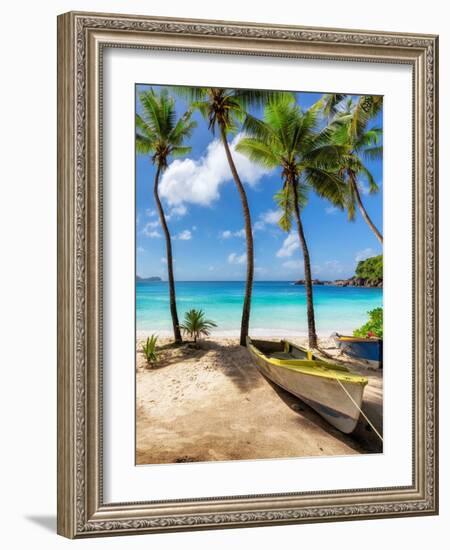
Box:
(140, 341, 210, 370)
(204, 340, 264, 393)
(263, 375, 383, 453)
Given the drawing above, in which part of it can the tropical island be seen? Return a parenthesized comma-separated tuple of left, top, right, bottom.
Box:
(294, 255, 383, 288)
(136, 275, 162, 282)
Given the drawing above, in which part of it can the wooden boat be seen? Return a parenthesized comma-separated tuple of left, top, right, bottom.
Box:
(333, 333, 383, 369)
(246, 337, 368, 434)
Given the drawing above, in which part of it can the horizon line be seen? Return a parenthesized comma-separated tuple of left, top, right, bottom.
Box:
(135, 279, 360, 283)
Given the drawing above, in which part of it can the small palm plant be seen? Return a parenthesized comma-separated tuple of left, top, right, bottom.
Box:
(179, 309, 217, 345)
(141, 334, 159, 367)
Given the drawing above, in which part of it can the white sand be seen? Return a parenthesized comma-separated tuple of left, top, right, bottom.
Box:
(136, 336, 383, 465)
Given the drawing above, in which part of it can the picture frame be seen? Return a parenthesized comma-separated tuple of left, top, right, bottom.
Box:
(57, 11, 439, 538)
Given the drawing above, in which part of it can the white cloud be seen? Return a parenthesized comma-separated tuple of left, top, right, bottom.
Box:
(355, 247, 375, 263)
(143, 220, 159, 231)
(253, 220, 266, 232)
(159, 134, 270, 207)
(358, 182, 371, 196)
(221, 228, 245, 239)
(276, 232, 299, 258)
(325, 206, 338, 214)
(261, 209, 282, 225)
(282, 259, 303, 270)
(166, 204, 188, 220)
(253, 209, 282, 232)
(176, 229, 192, 241)
(137, 246, 145, 253)
(145, 208, 157, 218)
(255, 266, 268, 275)
(228, 252, 246, 265)
(143, 224, 162, 238)
(208, 266, 215, 271)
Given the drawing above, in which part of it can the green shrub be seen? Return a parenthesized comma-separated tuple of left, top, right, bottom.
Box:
(353, 307, 383, 338)
(142, 334, 159, 366)
(355, 254, 383, 284)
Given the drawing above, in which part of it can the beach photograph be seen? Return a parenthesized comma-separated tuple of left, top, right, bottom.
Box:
(135, 86, 383, 465)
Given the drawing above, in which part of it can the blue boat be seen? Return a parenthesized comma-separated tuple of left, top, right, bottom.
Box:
(333, 333, 383, 369)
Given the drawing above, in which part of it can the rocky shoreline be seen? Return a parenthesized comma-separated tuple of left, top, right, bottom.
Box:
(294, 277, 382, 288)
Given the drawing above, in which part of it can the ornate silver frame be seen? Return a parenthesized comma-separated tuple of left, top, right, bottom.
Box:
(57, 11, 439, 538)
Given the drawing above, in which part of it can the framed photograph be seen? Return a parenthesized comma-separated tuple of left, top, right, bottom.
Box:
(57, 11, 439, 538)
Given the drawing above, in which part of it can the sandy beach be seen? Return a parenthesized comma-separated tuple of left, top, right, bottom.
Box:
(136, 335, 382, 465)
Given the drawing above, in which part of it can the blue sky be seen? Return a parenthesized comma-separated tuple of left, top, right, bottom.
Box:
(136, 85, 383, 281)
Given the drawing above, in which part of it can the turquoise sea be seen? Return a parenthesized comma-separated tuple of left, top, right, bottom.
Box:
(136, 281, 382, 337)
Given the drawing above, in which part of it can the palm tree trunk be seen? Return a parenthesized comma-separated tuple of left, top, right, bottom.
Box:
(220, 127, 254, 346)
(291, 182, 318, 349)
(153, 166, 182, 343)
(350, 175, 383, 244)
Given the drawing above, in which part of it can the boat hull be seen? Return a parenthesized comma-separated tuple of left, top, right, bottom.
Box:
(334, 335, 383, 369)
(247, 339, 367, 434)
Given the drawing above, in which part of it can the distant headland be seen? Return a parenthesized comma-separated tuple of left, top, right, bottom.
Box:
(136, 275, 162, 282)
(294, 255, 383, 288)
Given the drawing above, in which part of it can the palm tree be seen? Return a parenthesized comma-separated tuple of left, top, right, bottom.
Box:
(179, 309, 218, 346)
(327, 95, 383, 244)
(236, 93, 347, 349)
(136, 88, 196, 343)
(172, 87, 282, 346)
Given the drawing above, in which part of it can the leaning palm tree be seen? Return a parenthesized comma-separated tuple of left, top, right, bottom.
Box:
(172, 87, 282, 346)
(236, 93, 347, 349)
(327, 95, 383, 244)
(136, 88, 196, 343)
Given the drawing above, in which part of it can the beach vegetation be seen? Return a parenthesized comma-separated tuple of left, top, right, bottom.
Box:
(136, 88, 197, 343)
(142, 335, 159, 367)
(353, 307, 383, 338)
(236, 93, 347, 348)
(355, 254, 383, 285)
(179, 309, 218, 345)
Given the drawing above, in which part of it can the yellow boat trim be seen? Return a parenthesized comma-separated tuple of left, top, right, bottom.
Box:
(338, 336, 380, 342)
(249, 345, 368, 386)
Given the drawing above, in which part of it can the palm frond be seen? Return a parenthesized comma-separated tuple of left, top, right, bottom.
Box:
(135, 113, 156, 141)
(357, 163, 379, 193)
(235, 137, 280, 168)
(302, 168, 347, 208)
(139, 90, 163, 137)
(362, 145, 383, 161)
(241, 113, 278, 146)
(315, 93, 348, 119)
(274, 186, 294, 232)
(169, 86, 209, 103)
(171, 146, 192, 158)
(233, 89, 294, 111)
(346, 181, 357, 221)
(135, 133, 155, 155)
(136, 89, 195, 166)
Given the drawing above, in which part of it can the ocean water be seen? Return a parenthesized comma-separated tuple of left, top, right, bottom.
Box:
(136, 281, 382, 337)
